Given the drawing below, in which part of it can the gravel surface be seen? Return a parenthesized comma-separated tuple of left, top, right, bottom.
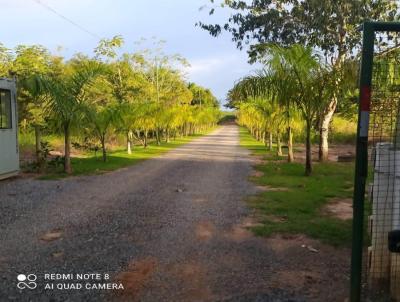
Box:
(0, 125, 349, 302)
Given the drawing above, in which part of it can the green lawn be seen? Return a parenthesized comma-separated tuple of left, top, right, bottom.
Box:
(39, 133, 208, 180)
(240, 127, 356, 247)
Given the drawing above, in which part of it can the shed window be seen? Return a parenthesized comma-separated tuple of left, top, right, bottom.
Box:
(0, 89, 12, 129)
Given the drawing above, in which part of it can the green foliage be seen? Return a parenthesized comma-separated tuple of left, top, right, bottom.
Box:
(199, 0, 398, 63)
(1, 37, 220, 175)
(0, 43, 13, 77)
(240, 127, 354, 246)
(39, 132, 210, 179)
(330, 116, 357, 144)
(188, 82, 219, 107)
(200, 0, 396, 165)
(232, 44, 334, 174)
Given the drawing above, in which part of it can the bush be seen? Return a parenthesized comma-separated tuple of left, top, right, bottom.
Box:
(330, 115, 357, 144)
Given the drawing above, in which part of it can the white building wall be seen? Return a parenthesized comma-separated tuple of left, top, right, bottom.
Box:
(0, 78, 19, 179)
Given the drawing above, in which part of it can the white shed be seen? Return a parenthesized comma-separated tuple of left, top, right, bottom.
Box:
(0, 78, 19, 179)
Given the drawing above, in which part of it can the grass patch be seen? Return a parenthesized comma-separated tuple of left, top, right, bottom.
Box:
(330, 115, 357, 144)
(239, 127, 285, 160)
(240, 127, 355, 247)
(39, 132, 208, 180)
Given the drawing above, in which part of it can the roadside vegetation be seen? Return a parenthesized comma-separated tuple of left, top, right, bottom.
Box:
(0, 37, 220, 177)
(38, 133, 208, 179)
(240, 128, 355, 246)
(200, 0, 397, 175)
(229, 44, 358, 176)
(197, 1, 398, 249)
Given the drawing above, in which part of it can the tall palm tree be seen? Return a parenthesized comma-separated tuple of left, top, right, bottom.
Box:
(277, 45, 326, 175)
(42, 60, 105, 173)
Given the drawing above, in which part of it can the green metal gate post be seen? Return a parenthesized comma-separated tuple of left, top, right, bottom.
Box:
(350, 21, 374, 302)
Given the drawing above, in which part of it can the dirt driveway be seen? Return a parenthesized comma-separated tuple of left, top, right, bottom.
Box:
(0, 125, 349, 301)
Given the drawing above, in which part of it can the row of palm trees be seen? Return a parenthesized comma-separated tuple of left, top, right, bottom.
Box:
(229, 44, 344, 175)
(2, 37, 220, 174)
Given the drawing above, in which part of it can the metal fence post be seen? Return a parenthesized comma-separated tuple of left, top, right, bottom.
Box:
(350, 21, 374, 302)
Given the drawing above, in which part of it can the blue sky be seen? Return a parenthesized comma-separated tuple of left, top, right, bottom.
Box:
(0, 0, 258, 105)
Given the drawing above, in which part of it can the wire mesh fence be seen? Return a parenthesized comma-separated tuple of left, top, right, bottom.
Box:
(363, 27, 400, 301)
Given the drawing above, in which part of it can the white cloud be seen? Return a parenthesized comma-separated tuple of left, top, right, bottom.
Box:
(183, 53, 258, 101)
(185, 54, 245, 77)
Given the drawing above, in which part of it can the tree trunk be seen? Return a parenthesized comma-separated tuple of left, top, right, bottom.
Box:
(305, 120, 312, 176)
(287, 126, 294, 163)
(268, 132, 273, 151)
(64, 123, 72, 174)
(319, 97, 336, 162)
(127, 130, 132, 154)
(319, 48, 343, 161)
(34, 125, 44, 172)
(135, 130, 144, 147)
(144, 130, 148, 148)
(101, 135, 107, 162)
(156, 128, 161, 145)
(277, 133, 282, 156)
(166, 128, 170, 143)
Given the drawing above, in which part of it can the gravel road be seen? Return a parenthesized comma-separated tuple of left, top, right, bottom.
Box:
(0, 125, 348, 302)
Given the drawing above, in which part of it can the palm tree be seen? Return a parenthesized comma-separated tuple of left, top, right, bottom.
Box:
(233, 44, 329, 175)
(263, 48, 299, 163)
(42, 59, 105, 173)
(277, 45, 326, 175)
(82, 75, 120, 162)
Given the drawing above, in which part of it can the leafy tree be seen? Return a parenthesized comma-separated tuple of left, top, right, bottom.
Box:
(0, 37, 220, 174)
(280, 46, 325, 175)
(0, 43, 13, 77)
(12, 45, 53, 168)
(232, 45, 330, 175)
(199, 0, 398, 161)
(188, 83, 219, 107)
(42, 59, 105, 173)
(134, 41, 191, 144)
(19, 76, 49, 171)
(228, 60, 299, 160)
(82, 73, 119, 162)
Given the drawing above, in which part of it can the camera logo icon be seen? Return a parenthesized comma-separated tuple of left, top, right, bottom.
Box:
(17, 274, 37, 290)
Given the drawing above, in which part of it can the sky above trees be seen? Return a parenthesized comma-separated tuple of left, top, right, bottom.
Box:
(0, 0, 256, 105)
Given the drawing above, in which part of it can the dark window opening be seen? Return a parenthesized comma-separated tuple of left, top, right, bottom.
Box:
(0, 89, 12, 129)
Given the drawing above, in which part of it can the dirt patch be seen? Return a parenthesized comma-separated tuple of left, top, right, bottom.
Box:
(294, 144, 355, 163)
(250, 170, 264, 178)
(322, 198, 353, 220)
(224, 217, 263, 242)
(196, 221, 215, 241)
(264, 234, 350, 301)
(51, 251, 64, 258)
(40, 230, 63, 242)
(241, 216, 264, 228)
(266, 235, 324, 254)
(114, 257, 158, 299)
(256, 185, 289, 192)
(272, 270, 321, 289)
(264, 215, 288, 223)
(193, 197, 207, 203)
(225, 224, 253, 241)
(165, 261, 213, 301)
(0, 256, 9, 269)
(266, 234, 301, 253)
(251, 156, 267, 165)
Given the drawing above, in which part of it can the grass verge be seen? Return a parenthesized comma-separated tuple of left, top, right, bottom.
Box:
(39, 132, 211, 180)
(240, 127, 355, 247)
